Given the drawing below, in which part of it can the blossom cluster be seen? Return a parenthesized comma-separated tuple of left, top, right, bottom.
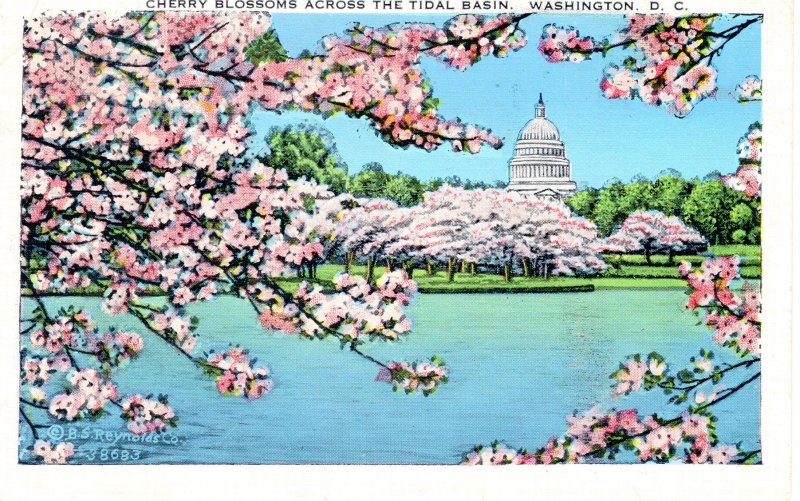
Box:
(21, 308, 136, 399)
(85, 330, 144, 372)
(30, 316, 78, 353)
(678, 257, 761, 355)
(150, 309, 199, 354)
(33, 440, 75, 464)
(538, 15, 762, 116)
(120, 394, 178, 435)
(47, 369, 119, 421)
(375, 356, 449, 396)
(538, 24, 595, 63)
(27, 308, 95, 354)
(21, 352, 70, 386)
(293, 270, 417, 342)
(435, 14, 528, 70)
(462, 408, 741, 464)
(604, 15, 720, 116)
(734, 75, 762, 102)
(610, 348, 737, 411)
(203, 347, 273, 400)
(611, 353, 666, 396)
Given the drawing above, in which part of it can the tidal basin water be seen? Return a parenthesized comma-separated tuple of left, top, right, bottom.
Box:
(23, 289, 760, 464)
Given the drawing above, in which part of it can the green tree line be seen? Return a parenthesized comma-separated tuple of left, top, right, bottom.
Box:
(261, 126, 758, 245)
(260, 125, 505, 206)
(567, 170, 761, 245)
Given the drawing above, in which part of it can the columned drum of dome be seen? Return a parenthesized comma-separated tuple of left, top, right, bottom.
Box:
(506, 94, 578, 201)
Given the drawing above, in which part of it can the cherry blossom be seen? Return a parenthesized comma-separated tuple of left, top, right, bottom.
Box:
(462, 407, 747, 465)
(24, 11, 534, 462)
(33, 440, 75, 464)
(462, 257, 761, 464)
(120, 395, 178, 435)
(598, 211, 706, 263)
(538, 15, 762, 116)
(679, 257, 761, 355)
(734, 75, 762, 102)
(336, 187, 607, 281)
(203, 347, 273, 399)
(376, 356, 449, 396)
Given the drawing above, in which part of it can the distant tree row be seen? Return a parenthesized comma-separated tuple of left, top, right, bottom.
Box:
(567, 171, 761, 245)
(260, 125, 505, 206)
(262, 126, 757, 245)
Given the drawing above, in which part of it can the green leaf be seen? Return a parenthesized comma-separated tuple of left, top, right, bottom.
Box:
(244, 29, 289, 65)
(677, 369, 694, 383)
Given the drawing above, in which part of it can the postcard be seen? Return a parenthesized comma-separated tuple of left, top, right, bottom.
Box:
(0, 0, 793, 499)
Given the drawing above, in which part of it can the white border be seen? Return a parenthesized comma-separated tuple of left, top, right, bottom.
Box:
(0, 1, 792, 499)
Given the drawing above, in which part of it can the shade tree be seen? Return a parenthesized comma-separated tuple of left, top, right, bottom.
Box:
(567, 171, 760, 245)
(259, 125, 350, 194)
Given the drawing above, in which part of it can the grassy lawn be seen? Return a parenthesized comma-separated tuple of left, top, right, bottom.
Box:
(604, 245, 761, 267)
(27, 246, 761, 297)
(276, 262, 761, 292)
(275, 267, 689, 292)
(709, 244, 761, 257)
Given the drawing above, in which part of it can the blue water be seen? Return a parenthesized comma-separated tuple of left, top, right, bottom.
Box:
(20, 290, 760, 464)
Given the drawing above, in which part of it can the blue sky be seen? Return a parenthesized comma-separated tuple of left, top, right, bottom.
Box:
(250, 14, 762, 188)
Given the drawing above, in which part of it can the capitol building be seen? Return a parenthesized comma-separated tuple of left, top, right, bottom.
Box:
(506, 94, 578, 200)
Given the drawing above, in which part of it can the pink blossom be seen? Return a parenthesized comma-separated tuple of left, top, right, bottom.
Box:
(120, 395, 176, 435)
(206, 348, 273, 400)
(33, 440, 75, 464)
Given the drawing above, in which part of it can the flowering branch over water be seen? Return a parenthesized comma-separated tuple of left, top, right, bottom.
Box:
(20, 10, 525, 463)
(375, 356, 449, 396)
(538, 14, 762, 116)
(462, 257, 761, 465)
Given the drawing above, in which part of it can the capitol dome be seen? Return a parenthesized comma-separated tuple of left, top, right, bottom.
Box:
(506, 94, 578, 201)
(518, 115, 561, 141)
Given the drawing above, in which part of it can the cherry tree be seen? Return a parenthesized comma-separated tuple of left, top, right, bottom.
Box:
(462, 256, 761, 464)
(344, 187, 607, 282)
(283, 192, 361, 279)
(599, 211, 707, 264)
(416, 191, 475, 281)
(334, 198, 400, 281)
(20, 10, 529, 463)
(537, 14, 762, 117)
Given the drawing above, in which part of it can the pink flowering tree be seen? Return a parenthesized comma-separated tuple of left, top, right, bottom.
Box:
(599, 211, 707, 264)
(282, 192, 361, 279)
(335, 199, 400, 281)
(19, 10, 532, 463)
(462, 256, 760, 464)
(365, 186, 607, 282)
(538, 14, 762, 117)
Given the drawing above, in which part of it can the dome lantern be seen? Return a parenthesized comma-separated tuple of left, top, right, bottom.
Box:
(535, 93, 546, 118)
